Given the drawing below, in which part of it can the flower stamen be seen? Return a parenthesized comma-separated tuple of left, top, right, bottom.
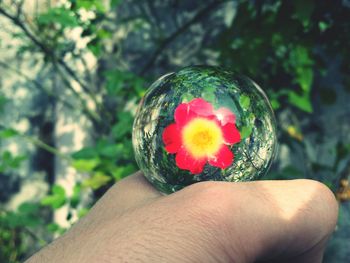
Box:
(182, 118, 223, 159)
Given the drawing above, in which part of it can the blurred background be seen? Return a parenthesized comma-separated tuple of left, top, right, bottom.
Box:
(0, 0, 349, 262)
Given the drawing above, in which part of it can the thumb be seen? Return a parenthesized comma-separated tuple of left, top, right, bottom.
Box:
(177, 179, 338, 262)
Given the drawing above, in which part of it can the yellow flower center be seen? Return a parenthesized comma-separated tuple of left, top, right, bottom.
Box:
(182, 118, 223, 158)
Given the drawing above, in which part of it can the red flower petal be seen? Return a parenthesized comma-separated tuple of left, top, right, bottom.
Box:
(215, 107, 236, 125)
(208, 145, 233, 169)
(175, 147, 206, 174)
(222, 123, 241, 144)
(174, 103, 197, 125)
(188, 98, 214, 116)
(162, 124, 181, 153)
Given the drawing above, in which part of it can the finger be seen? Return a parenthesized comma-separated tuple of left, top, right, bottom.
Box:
(94, 171, 161, 214)
(175, 179, 338, 263)
(80, 171, 162, 225)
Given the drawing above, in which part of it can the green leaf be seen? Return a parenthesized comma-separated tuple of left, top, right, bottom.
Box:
(318, 21, 330, 32)
(2, 202, 43, 228)
(87, 40, 102, 57)
(77, 0, 106, 12)
(97, 29, 112, 39)
(182, 93, 194, 103)
(240, 126, 253, 139)
(70, 184, 82, 208)
(104, 69, 145, 96)
(110, 0, 122, 8)
(293, 0, 314, 27)
(47, 223, 62, 233)
(0, 151, 26, 173)
(18, 202, 40, 214)
(111, 164, 136, 181)
(0, 128, 19, 138)
(270, 99, 281, 110)
(288, 91, 313, 113)
(201, 87, 216, 105)
(104, 70, 124, 95)
(239, 94, 251, 110)
(112, 112, 133, 140)
(72, 158, 100, 172)
(37, 8, 79, 28)
(0, 95, 8, 114)
(82, 172, 111, 190)
(72, 147, 98, 159)
(78, 208, 89, 218)
(289, 46, 313, 68)
(296, 67, 313, 92)
(41, 185, 66, 209)
(98, 144, 124, 158)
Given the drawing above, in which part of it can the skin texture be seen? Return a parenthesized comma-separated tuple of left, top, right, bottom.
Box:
(26, 172, 338, 263)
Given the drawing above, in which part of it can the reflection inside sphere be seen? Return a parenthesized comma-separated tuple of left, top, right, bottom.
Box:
(133, 66, 277, 194)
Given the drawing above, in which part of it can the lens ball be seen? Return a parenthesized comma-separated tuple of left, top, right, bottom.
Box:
(132, 66, 277, 194)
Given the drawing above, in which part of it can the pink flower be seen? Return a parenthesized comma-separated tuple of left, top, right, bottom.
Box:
(162, 98, 241, 174)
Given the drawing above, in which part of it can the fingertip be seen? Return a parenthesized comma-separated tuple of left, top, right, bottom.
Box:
(177, 179, 339, 262)
(293, 179, 339, 235)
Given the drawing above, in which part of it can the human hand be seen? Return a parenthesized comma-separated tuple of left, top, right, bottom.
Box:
(26, 172, 338, 263)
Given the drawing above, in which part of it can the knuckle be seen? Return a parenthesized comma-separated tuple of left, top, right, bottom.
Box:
(299, 179, 339, 232)
(184, 182, 235, 230)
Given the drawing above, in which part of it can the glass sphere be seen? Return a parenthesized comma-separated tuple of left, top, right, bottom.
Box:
(132, 66, 277, 194)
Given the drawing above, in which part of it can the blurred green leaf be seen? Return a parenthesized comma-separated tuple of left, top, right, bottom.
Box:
(78, 208, 89, 218)
(288, 91, 313, 113)
(182, 93, 195, 102)
(289, 45, 313, 68)
(201, 85, 216, 105)
(18, 203, 40, 214)
(0, 151, 26, 173)
(2, 202, 42, 228)
(112, 112, 133, 140)
(111, 164, 136, 181)
(41, 185, 66, 209)
(104, 70, 125, 95)
(77, 0, 105, 12)
(37, 8, 79, 28)
(47, 223, 62, 234)
(72, 147, 98, 159)
(318, 21, 330, 32)
(97, 29, 112, 39)
(201, 90, 216, 105)
(98, 143, 124, 158)
(0, 95, 8, 114)
(270, 98, 281, 110)
(82, 172, 111, 190)
(239, 94, 251, 110)
(70, 184, 82, 208)
(296, 67, 313, 92)
(293, 0, 314, 27)
(72, 158, 100, 172)
(87, 40, 102, 57)
(240, 126, 253, 139)
(104, 70, 145, 96)
(110, 0, 122, 8)
(0, 128, 19, 138)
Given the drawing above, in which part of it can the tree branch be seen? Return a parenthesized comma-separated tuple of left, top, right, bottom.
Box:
(139, 0, 224, 75)
(23, 135, 70, 161)
(53, 63, 102, 126)
(0, 4, 104, 125)
(0, 6, 50, 54)
(0, 60, 76, 111)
